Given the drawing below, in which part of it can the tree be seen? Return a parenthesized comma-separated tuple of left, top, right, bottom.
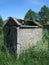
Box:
(0, 16, 3, 27)
(24, 9, 37, 21)
(0, 16, 3, 34)
(38, 5, 49, 24)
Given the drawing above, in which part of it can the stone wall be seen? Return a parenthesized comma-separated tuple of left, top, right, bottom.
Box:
(17, 27, 43, 54)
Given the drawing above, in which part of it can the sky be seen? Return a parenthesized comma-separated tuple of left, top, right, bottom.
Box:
(0, 0, 49, 20)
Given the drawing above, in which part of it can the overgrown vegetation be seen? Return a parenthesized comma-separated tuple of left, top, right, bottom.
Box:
(0, 27, 49, 65)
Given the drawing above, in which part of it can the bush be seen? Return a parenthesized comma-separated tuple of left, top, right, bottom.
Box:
(0, 27, 3, 34)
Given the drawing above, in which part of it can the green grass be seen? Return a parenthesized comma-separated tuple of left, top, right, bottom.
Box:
(0, 28, 49, 65)
(18, 49, 49, 65)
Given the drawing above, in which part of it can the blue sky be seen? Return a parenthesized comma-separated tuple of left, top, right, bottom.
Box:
(0, 0, 49, 20)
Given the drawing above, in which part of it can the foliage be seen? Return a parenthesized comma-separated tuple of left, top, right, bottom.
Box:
(0, 27, 2, 34)
(38, 5, 49, 24)
(24, 5, 49, 25)
(18, 49, 49, 65)
(43, 29, 49, 50)
(0, 16, 3, 27)
(0, 16, 3, 34)
(24, 9, 37, 24)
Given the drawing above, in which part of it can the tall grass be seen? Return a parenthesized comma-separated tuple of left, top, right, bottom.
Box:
(17, 29, 49, 65)
(0, 28, 49, 65)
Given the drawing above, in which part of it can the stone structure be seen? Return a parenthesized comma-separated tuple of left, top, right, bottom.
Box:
(3, 17, 43, 55)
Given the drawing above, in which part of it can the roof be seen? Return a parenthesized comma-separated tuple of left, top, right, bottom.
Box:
(3, 17, 21, 27)
(3, 17, 42, 27)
